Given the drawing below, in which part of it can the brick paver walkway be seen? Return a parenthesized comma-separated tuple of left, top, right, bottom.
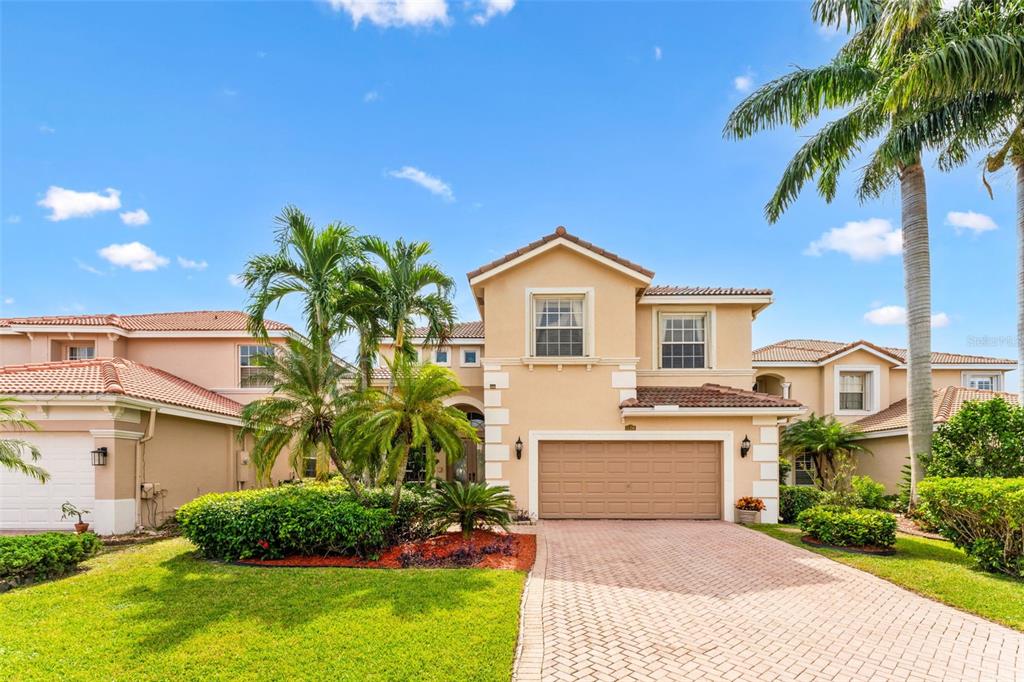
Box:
(513, 520, 1024, 681)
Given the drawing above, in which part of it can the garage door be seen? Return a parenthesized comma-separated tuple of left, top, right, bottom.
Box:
(0, 433, 95, 531)
(539, 440, 721, 519)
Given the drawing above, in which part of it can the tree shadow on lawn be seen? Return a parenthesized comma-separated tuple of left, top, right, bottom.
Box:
(118, 548, 506, 656)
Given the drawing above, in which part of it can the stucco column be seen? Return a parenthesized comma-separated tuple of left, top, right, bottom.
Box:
(90, 430, 143, 535)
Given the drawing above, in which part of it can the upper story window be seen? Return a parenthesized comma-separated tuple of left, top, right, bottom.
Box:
(67, 345, 95, 361)
(461, 348, 480, 367)
(965, 373, 1001, 391)
(838, 371, 867, 411)
(239, 345, 274, 388)
(433, 348, 450, 366)
(533, 296, 585, 357)
(660, 314, 706, 369)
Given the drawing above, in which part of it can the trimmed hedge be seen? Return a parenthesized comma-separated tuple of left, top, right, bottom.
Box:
(360, 485, 443, 543)
(177, 485, 395, 561)
(918, 477, 1024, 577)
(780, 485, 821, 523)
(797, 505, 897, 548)
(0, 532, 101, 585)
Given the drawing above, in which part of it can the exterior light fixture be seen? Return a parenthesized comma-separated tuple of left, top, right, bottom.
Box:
(740, 436, 751, 458)
(515, 437, 523, 460)
(90, 446, 108, 466)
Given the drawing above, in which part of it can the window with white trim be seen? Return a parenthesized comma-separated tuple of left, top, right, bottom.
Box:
(239, 345, 274, 388)
(965, 373, 1001, 391)
(67, 345, 95, 361)
(659, 313, 706, 369)
(838, 371, 868, 411)
(461, 348, 479, 366)
(533, 296, 585, 357)
(433, 348, 450, 365)
(794, 453, 816, 486)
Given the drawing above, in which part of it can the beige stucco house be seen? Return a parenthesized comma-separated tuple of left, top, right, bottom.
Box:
(0, 311, 294, 534)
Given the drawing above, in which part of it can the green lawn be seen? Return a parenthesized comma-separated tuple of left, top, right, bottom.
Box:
(0, 538, 525, 682)
(754, 524, 1024, 631)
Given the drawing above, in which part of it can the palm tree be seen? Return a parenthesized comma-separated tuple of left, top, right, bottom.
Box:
(239, 337, 365, 496)
(780, 414, 873, 488)
(0, 397, 49, 483)
(725, 0, 986, 499)
(339, 357, 478, 513)
(425, 480, 515, 540)
(241, 205, 362, 345)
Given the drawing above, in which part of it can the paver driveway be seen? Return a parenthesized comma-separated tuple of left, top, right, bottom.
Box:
(513, 520, 1024, 682)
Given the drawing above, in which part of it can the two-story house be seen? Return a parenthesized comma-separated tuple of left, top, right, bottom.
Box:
(0, 311, 293, 534)
(377, 227, 805, 523)
(751, 339, 1017, 490)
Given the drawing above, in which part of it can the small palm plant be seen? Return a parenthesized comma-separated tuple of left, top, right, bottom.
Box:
(780, 413, 872, 496)
(0, 397, 49, 483)
(426, 480, 515, 540)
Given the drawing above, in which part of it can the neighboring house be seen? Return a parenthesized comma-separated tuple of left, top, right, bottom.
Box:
(0, 311, 293, 534)
(752, 339, 1016, 490)
(377, 227, 805, 523)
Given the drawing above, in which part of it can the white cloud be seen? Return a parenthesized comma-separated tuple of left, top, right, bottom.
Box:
(804, 218, 902, 261)
(3, 297, 14, 305)
(177, 256, 208, 271)
(864, 305, 950, 328)
(388, 165, 454, 201)
(472, 0, 514, 25)
(328, 0, 450, 28)
(75, 258, 105, 276)
(5, 215, 20, 224)
(946, 210, 997, 234)
(120, 208, 150, 226)
(38, 186, 121, 221)
(733, 73, 754, 93)
(98, 242, 169, 272)
(222, 88, 239, 97)
(39, 124, 56, 134)
(653, 46, 662, 61)
(257, 50, 267, 58)
(363, 90, 380, 103)
(228, 273, 245, 287)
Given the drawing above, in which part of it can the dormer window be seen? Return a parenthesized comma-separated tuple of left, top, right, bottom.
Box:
(533, 296, 585, 357)
(659, 313, 706, 369)
(67, 345, 95, 361)
(839, 372, 866, 410)
(965, 373, 1001, 391)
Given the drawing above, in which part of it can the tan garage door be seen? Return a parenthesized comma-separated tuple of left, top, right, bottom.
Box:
(539, 440, 721, 519)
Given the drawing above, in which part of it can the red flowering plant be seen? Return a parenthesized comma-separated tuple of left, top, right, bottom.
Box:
(735, 497, 766, 512)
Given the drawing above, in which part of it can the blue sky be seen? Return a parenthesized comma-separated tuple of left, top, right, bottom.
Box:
(1, 0, 1017, 376)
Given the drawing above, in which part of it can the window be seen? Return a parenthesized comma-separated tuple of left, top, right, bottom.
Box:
(966, 373, 1000, 391)
(533, 296, 584, 357)
(303, 456, 317, 478)
(461, 348, 480, 366)
(239, 345, 274, 387)
(838, 372, 867, 411)
(433, 348, 450, 365)
(67, 345, 95, 361)
(660, 314, 706, 369)
(794, 453, 816, 486)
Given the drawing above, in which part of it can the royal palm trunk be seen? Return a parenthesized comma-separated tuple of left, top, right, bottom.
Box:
(1018, 161, 1024, 404)
(900, 162, 933, 500)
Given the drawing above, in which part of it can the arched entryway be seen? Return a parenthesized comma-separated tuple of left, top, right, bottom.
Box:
(449, 405, 485, 483)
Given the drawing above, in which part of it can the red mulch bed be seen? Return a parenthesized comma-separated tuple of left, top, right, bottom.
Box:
(237, 530, 536, 571)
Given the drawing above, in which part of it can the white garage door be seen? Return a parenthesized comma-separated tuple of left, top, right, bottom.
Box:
(0, 433, 95, 531)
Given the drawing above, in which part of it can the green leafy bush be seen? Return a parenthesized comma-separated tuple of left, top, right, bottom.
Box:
(779, 485, 821, 523)
(0, 532, 101, 585)
(425, 481, 515, 539)
(922, 398, 1024, 478)
(797, 505, 897, 548)
(177, 485, 394, 561)
(852, 475, 888, 510)
(918, 477, 1024, 577)
(359, 485, 441, 543)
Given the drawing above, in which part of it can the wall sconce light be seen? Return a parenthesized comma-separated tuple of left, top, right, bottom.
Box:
(515, 437, 523, 460)
(740, 436, 751, 458)
(90, 446, 108, 466)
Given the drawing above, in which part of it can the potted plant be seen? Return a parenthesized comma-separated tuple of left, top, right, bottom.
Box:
(735, 497, 766, 525)
(61, 501, 91, 533)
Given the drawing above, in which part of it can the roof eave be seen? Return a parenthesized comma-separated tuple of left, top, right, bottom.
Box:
(467, 236, 653, 287)
(620, 406, 806, 417)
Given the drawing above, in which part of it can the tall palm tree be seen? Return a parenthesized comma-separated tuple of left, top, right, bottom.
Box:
(725, 0, 984, 499)
(0, 397, 49, 483)
(239, 337, 365, 496)
(339, 358, 478, 513)
(241, 205, 362, 346)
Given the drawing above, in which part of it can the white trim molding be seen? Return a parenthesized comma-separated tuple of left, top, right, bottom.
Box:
(621, 406, 805, 418)
(469, 236, 653, 286)
(833, 364, 882, 417)
(88, 429, 145, 440)
(527, 430, 737, 522)
(524, 287, 596, 359)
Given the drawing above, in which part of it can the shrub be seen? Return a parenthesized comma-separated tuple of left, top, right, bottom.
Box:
(852, 475, 888, 510)
(359, 485, 441, 543)
(735, 496, 766, 511)
(425, 481, 515, 539)
(797, 505, 897, 548)
(922, 398, 1024, 478)
(779, 485, 821, 523)
(177, 485, 394, 561)
(0, 532, 101, 585)
(918, 477, 1024, 577)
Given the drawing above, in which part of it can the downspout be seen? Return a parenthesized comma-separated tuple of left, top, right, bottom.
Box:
(135, 408, 157, 529)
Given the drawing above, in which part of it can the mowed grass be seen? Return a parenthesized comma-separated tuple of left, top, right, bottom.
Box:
(754, 524, 1024, 631)
(0, 537, 525, 682)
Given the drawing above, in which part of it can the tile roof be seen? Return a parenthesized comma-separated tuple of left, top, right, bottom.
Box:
(852, 386, 1019, 434)
(621, 384, 804, 410)
(0, 311, 290, 332)
(0, 358, 243, 417)
(753, 339, 1014, 365)
(643, 286, 773, 296)
(411, 321, 484, 338)
(467, 226, 655, 280)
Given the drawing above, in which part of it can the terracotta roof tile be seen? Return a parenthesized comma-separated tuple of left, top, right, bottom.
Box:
(852, 386, 1019, 434)
(0, 311, 289, 332)
(411, 321, 484, 338)
(643, 286, 773, 296)
(753, 339, 1014, 365)
(0, 358, 243, 417)
(621, 384, 804, 410)
(467, 226, 654, 280)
